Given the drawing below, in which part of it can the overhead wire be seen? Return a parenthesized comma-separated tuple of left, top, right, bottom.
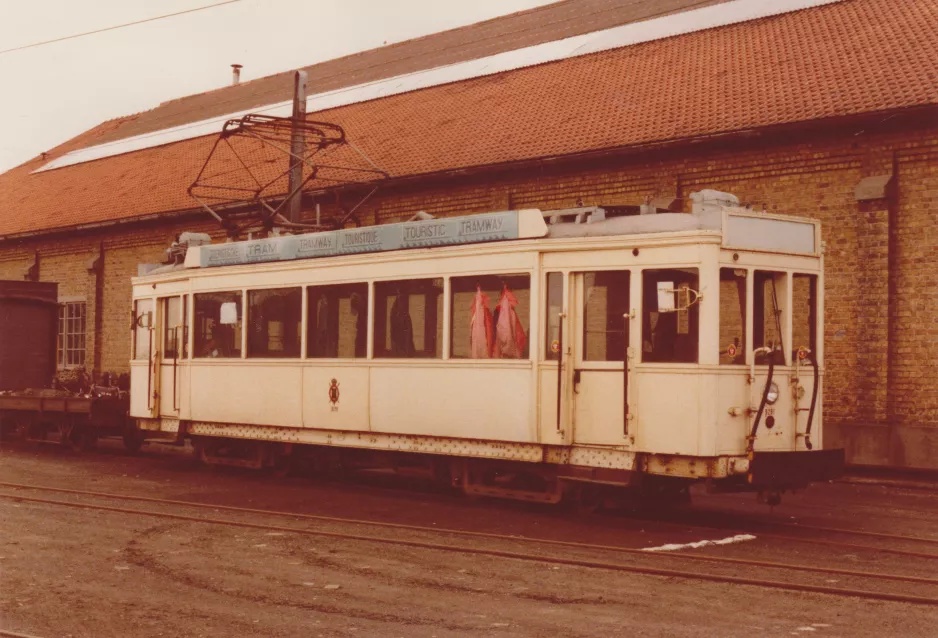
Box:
(0, 0, 244, 55)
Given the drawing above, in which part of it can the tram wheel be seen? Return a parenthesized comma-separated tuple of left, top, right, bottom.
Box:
(69, 427, 97, 453)
(122, 429, 146, 454)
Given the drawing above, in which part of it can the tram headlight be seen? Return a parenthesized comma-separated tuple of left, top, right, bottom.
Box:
(766, 382, 780, 405)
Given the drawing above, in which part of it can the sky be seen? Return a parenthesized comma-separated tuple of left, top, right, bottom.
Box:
(0, 0, 554, 174)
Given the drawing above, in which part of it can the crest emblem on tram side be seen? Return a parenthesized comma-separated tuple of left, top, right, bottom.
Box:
(328, 378, 340, 409)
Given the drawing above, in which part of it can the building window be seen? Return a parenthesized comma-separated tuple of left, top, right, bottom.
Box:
(450, 274, 530, 359)
(308, 283, 368, 358)
(194, 292, 243, 358)
(373, 278, 443, 358)
(57, 301, 86, 368)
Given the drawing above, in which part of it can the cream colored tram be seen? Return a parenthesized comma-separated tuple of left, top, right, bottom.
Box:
(129, 191, 844, 505)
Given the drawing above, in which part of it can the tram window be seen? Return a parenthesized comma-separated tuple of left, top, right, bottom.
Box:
(792, 274, 818, 362)
(545, 272, 563, 361)
(582, 271, 630, 362)
(450, 274, 530, 359)
(642, 268, 699, 363)
(719, 268, 746, 365)
(754, 271, 786, 364)
(162, 296, 188, 360)
(194, 292, 243, 358)
(308, 283, 368, 358)
(373, 278, 443, 358)
(133, 299, 153, 360)
(247, 288, 302, 358)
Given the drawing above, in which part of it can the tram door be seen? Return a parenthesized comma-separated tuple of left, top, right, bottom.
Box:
(571, 271, 633, 445)
(156, 296, 187, 419)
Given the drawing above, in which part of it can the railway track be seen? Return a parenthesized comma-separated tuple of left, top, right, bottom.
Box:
(2, 482, 938, 606)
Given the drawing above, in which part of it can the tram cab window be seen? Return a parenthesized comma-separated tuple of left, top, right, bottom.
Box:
(247, 288, 302, 358)
(373, 278, 443, 358)
(308, 283, 368, 358)
(450, 274, 530, 359)
(582, 271, 630, 362)
(133, 299, 154, 360)
(642, 268, 699, 363)
(194, 292, 243, 358)
(754, 271, 787, 365)
(162, 296, 188, 360)
(545, 273, 563, 361)
(792, 274, 818, 363)
(719, 268, 747, 365)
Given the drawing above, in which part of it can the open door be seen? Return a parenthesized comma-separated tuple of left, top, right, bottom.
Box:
(130, 298, 158, 419)
(571, 270, 632, 445)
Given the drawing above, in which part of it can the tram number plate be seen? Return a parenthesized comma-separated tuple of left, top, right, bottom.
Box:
(765, 407, 775, 417)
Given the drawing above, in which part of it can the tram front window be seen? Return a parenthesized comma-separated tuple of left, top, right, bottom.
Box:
(373, 278, 443, 359)
(642, 268, 699, 363)
(308, 283, 368, 358)
(248, 288, 302, 358)
(194, 292, 243, 358)
(450, 274, 530, 359)
(719, 268, 746, 365)
(792, 273, 818, 362)
(754, 271, 786, 364)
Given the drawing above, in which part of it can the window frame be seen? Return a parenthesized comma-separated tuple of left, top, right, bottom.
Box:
(57, 298, 87, 370)
(448, 273, 532, 361)
(372, 277, 445, 359)
(306, 282, 370, 359)
(640, 267, 701, 364)
(193, 290, 245, 359)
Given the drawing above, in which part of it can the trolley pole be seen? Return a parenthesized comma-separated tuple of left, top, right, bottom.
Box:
(287, 70, 308, 224)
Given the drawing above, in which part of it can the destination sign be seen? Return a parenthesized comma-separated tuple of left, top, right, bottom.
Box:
(196, 210, 528, 268)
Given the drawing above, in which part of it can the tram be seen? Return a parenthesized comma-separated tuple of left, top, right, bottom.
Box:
(128, 190, 844, 505)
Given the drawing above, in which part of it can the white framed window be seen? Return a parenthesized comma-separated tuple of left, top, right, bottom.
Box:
(57, 300, 87, 369)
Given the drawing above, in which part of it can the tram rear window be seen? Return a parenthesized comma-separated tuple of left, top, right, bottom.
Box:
(642, 268, 699, 363)
(194, 292, 243, 358)
(247, 288, 302, 358)
(719, 268, 746, 365)
(373, 278, 443, 359)
(162, 296, 188, 360)
(792, 274, 818, 362)
(308, 283, 368, 358)
(133, 299, 153, 360)
(450, 274, 530, 359)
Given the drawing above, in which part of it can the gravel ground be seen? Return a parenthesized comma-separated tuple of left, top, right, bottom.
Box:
(1, 441, 937, 637)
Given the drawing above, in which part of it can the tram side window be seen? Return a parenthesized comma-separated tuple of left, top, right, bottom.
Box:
(450, 274, 530, 359)
(642, 268, 699, 363)
(194, 292, 243, 358)
(308, 283, 368, 358)
(545, 273, 563, 361)
(754, 271, 786, 364)
(792, 274, 818, 362)
(247, 288, 302, 358)
(163, 296, 189, 359)
(134, 299, 154, 360)
(719, 268, 746, 365)
(583, 271, 630, 361)
(373, 278, 443, 358)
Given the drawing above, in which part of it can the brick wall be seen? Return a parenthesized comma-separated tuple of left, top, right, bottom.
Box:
(1, 118, 936, 467)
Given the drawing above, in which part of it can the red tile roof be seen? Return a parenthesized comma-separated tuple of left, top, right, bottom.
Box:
(1, 0, 936, 238)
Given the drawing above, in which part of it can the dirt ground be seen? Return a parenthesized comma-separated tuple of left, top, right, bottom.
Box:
(1, 441, 937, 637)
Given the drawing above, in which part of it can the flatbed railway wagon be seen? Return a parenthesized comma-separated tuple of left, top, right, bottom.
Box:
(129, 190, 844, 504)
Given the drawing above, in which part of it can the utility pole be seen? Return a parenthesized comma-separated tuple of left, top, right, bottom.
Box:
(287, 70, 308, 223)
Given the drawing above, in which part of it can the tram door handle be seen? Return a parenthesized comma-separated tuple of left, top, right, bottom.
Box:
(573, 369, 582, 394)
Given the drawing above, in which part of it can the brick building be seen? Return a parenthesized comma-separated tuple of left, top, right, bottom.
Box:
(1, 0, 936, 468)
